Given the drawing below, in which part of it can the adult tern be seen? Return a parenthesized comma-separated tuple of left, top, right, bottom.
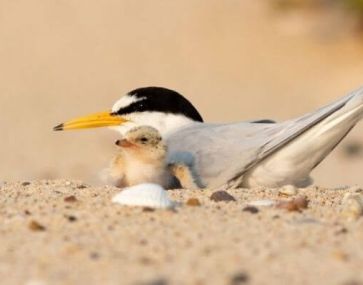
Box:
(54, 86, 363, 189)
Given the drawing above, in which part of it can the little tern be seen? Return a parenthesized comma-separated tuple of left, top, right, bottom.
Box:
(54, 86, 363, 189)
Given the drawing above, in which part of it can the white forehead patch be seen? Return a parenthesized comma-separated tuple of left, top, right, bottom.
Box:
(111, 94, 146, 113)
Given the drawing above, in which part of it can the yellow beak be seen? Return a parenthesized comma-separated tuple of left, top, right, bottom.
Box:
(53, 111, 127, 131)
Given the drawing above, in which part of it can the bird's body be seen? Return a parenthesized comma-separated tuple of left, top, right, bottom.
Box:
(55, 86, 363, 189)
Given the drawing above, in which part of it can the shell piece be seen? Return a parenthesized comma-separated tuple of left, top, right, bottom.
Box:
(278, 185, 298, 197)
(247, 199, 277, 207)
(341, 193, 363, 221)
(112, 183, 175, 209)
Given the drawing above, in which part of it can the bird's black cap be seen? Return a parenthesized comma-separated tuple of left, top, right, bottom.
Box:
(113, 87, 204, 122)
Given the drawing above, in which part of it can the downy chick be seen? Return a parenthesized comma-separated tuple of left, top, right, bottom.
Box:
(106, 125, 202, 189)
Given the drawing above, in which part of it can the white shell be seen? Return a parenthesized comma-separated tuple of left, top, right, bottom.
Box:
(247, 199, 277, 207)
(341, 193, 363, 221)
(278, 185, 298, 196)
(112, 183, 175, 209)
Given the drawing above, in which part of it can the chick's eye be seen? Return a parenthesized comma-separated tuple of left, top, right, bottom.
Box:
(140, 137, 148, 143)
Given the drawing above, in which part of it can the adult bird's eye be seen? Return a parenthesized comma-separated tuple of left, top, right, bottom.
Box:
(140, 137, 148, 143)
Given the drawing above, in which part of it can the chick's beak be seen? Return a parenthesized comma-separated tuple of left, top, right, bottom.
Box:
(115, 139, 133, 148)
(53, 111, 127, 131)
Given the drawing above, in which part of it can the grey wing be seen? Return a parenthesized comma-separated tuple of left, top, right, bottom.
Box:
(167, 87, 363, 189)
(166, 122, 282, 188)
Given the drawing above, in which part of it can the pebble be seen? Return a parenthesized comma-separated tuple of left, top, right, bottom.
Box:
(64, 195, 78, 203)
(278, 185, 298, 197)
(210, 191, 236, 202)
(28, 220, 46, 231)
(242, 206, 259, 214)
(65, 215, 77, 222)
(276, 196, 309, 212)
(186, 198, 201, 207)
(230, 272, 250, 284)
(142, 207, 155, 212)
(341, 193, 363, 221)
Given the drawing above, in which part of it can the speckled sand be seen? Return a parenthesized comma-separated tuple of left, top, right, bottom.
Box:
(1, 180, 363, 285)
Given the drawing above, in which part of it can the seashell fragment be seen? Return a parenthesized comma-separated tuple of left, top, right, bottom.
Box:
(341, 193, 363, 221)
(247, 199, 277, 207)
(278, 185, 298, 197)
(112, 183, 175, 209)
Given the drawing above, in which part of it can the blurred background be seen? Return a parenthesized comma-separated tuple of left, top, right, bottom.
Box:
(1, 0, 363, 187)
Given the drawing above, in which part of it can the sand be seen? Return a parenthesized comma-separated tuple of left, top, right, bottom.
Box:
(1, 180, 363, 285)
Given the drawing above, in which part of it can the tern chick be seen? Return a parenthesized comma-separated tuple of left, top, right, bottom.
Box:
(105, 126, 201, 189)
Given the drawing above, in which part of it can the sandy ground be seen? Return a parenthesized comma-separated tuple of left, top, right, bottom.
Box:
(1, 180, 363, 285)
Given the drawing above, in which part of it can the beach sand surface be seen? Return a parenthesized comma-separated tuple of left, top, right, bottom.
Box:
(1, 180, 363, 285)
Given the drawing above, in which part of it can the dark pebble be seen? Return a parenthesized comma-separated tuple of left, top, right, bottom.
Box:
(335, 227, 348, 235)
(77, 185, 88, 189)
(230, 272, 250, 284)
(65, 215, 77, 222)
(29, 220, 46, 231)
(64, 195, 78, 203)
(210, 191, 236, 202)
(242, 206, 259, 214)
(22, 182, 31, 186)
(143, 207, 155, 212)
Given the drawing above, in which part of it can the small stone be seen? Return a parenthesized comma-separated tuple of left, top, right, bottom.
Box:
(22, 182, 31, 186)
(278, 185, 298, 197)
(64, 195, 78, 203)
(210, 191, 236, 202)
(276, 196, 309, 212)
(24, 210, 31, 215)
(186, 198, 201, 206)
(242, 206, 259, 214)
(89, 252, 100, 260)
(29, 220, 46, 231)
(335, 227, 348, 235)
(294, 196, 309, 209)
(77, 184, 87, 189)
(142, 207, 155, 212)
(341, 193, 363, 221)
(65, 215, 77, 222)
(65, 181, 72, 186)
(230, 272, 250, 284)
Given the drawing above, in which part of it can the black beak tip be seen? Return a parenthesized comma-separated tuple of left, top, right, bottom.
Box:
(53, 123, 64, 131)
